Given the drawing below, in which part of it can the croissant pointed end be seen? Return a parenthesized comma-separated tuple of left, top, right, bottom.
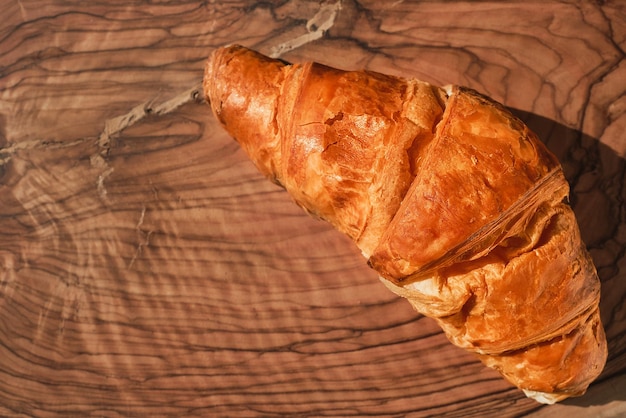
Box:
(203, 45, 287, 180)
(522, 389, 567, 404)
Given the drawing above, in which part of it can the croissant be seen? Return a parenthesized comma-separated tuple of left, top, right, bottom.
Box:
(203, 44, 607, 404)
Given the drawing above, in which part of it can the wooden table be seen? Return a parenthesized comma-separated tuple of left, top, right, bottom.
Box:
(1, 1, 625, 416)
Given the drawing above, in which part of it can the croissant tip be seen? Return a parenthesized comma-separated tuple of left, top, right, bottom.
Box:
(522, 389, 569, 404)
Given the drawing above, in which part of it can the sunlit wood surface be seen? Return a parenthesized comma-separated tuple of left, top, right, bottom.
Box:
(1, 1, 625, 416)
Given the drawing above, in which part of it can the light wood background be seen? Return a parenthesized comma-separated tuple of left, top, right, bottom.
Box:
(1, 1, 625, 416)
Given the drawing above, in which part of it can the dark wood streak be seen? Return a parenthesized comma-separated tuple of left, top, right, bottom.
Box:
(1, 0, 625, 417)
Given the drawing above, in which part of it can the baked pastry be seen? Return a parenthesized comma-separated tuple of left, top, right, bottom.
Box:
(203, 44, 607, 403)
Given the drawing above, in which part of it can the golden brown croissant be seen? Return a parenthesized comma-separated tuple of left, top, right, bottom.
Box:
(203, 44, 607, 404)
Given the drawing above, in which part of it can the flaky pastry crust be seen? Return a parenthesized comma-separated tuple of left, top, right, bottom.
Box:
(203, 44, 607, 403)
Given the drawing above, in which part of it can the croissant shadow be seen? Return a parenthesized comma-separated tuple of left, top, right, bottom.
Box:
(510, 108, 626, 407)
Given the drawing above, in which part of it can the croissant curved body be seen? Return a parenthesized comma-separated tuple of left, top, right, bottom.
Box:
(203, 45, 607, 404)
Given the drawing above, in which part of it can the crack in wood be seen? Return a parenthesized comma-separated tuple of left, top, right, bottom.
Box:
(0, 138, 85, 166)
(128, 205, 155, 269)
(90, 83, 203, 203)
(269, 0, 342, 58)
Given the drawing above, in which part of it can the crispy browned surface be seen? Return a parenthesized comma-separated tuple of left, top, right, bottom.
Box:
(204, 46, 287, 180)
(478, 308, 607, 400)
(206, 45, 446, 256)
(370, 86, 562, 281)
(204, 44, 607, 403)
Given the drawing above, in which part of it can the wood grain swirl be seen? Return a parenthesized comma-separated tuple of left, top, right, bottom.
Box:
(1, 0, 625, 416)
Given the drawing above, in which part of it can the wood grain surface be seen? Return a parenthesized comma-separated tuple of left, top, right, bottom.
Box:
(1, 1, 625, 417)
